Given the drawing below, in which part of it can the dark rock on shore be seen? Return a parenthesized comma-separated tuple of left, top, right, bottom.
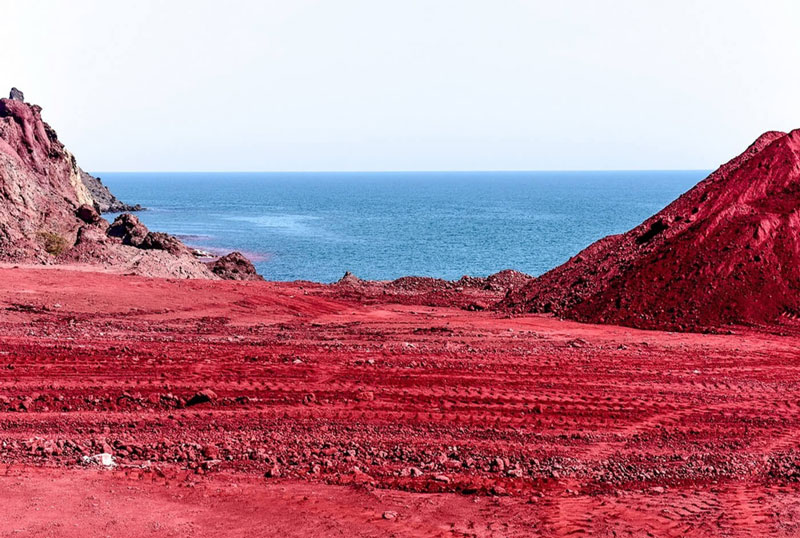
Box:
(106, 214, 149, 246)
(207, 252, 264, 281)
(79, 169, 143, 213)
(107, 214, 193, 257)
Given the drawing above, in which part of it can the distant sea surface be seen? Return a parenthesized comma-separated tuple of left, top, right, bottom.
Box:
(99, 171, 705, 282)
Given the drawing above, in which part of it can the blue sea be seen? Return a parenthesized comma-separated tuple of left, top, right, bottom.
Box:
(98, 171, 705, 282)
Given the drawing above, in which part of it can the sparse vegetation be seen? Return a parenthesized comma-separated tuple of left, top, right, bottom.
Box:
(38, 231, 69, 256)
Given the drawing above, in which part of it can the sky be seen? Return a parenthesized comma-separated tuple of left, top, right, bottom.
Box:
(3, 0, 800, 172)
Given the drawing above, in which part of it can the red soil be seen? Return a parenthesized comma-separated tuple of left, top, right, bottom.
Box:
(4, 266, 800, 536)
(503, 129, 800, 331)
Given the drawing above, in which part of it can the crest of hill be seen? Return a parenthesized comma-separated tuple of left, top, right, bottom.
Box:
(501, 129, 800, 331)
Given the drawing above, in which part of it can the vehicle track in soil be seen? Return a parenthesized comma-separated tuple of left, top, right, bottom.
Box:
(3, 266, 800, 536)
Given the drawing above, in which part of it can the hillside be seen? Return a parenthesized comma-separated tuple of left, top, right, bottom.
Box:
(502, 129, 800, 330)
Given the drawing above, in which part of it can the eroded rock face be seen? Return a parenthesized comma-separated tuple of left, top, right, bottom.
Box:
(9, 88, 24, 102)
(501, 129, 800, 331)
(0, 95, 92, 260)
(207, 252, 264, 281)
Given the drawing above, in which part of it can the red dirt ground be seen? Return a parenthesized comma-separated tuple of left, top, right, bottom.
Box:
(4, 266, 800, 536)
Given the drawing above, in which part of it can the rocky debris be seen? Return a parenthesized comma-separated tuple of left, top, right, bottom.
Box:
(79, 169, 143, 213)
(106, 213, 149, 245)
(329, 269, 532, 310)
(483, 269, 534, 291)
(382, 511, 398, 520)
(206, 252, 264, 281)
(106, 214, 193, 257)
(139, 232, 192, 257)
(9, 87, 23, 102)
(501, 129, 800, 331)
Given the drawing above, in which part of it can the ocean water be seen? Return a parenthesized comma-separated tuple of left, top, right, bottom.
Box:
(98, 171, 705, 282)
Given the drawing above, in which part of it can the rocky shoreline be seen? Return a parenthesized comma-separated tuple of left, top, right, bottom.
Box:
(0, 88, 259, 280)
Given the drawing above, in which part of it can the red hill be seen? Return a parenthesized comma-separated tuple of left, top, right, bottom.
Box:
(501, 129, 800, 330)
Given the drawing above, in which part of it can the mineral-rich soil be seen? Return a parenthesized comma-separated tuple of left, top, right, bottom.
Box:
(502, 129, 800, 331)
(4, 265, 800, 536)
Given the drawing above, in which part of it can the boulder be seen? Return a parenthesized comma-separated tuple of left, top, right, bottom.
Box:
(106, 213, 149, 246)
(76, 204, 101, 225)
(207, 251, 264, 281)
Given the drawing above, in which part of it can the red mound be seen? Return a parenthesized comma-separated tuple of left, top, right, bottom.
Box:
(502, 129, 800, 330)
(330, 269, 532, 309)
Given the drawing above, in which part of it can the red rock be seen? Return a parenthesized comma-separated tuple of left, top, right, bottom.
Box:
(206, 251, 264, 281)
(185, 390, 218, 407)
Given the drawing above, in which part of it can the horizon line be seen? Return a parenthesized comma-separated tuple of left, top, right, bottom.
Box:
(90, 168, 712, 174)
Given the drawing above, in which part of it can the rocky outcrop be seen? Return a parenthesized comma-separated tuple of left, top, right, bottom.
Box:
(9, 88, 24, 102)
(0, 95, 93, 260)
(79, 169, 143, 213)
(106, 214, 193, 257)
(0, 88, 243, 280)
(207, 252, 264, 281)
(501, 129, 800, 331)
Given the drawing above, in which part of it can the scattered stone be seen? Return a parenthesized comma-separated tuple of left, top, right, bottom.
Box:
(185, 390, 217, 407)
(82, 453, 117, 468)
(382, 511, 398, 520)
(567, 338, 588, 348)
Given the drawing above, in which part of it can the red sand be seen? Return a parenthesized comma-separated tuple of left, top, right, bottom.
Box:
(4, 266, 800, 536)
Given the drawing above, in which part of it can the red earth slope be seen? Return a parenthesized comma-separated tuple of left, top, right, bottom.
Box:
(502, 129, 800, 330)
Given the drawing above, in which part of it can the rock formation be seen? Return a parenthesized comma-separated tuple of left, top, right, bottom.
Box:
(501, 129, 800, 330)
(79, 169, 143, 213)
(207, 252, 264, 281)
(9, 87, 24, 102)
(0, 88, 260, 280)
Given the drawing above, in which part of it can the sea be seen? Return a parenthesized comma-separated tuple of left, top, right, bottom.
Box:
(98, 171, 706, 283)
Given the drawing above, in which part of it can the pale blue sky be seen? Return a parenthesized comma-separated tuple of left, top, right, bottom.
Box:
(4, 1, 800, 171)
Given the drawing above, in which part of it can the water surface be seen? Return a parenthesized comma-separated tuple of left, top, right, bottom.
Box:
(98, 171, 705, 282)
